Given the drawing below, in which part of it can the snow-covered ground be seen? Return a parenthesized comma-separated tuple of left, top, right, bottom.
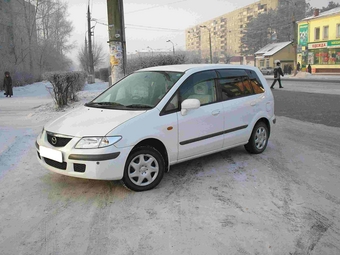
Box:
(0, 80, 108, 179)
(1, 79, 340, 254)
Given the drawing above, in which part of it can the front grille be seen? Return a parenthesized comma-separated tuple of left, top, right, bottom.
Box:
(44, 158, 67, 170)
(74, 163, 86, 173)
(47, 133, 72, 147)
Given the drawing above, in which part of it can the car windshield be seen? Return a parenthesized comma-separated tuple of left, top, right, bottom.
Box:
(86, 71, 183, 110)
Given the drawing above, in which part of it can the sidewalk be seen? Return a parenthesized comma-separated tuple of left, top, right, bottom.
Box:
(263, 71, 340, 83)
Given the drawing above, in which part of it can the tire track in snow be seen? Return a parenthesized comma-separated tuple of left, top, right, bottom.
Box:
(0, 128, 36, 179)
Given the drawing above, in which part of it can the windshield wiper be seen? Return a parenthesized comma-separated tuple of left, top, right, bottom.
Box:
(85, 102, 125, 108)
(125, 104, 153, 109)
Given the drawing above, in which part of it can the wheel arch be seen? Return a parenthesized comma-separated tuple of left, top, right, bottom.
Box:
(255, 118, 271, 137)
(130, 138, 170, 172)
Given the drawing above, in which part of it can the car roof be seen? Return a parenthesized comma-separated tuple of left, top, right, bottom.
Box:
(137, 64, 259, 74)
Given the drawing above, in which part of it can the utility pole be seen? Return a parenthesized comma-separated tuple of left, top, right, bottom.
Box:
(293, 17, 298, 76)
(87, 5, 95, 78)
(85, 35, 89, 73)
(107, 0, 126, 85)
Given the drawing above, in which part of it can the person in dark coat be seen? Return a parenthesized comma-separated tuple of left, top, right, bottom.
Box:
(270, 61, 284, 89)
(297, 62, 301, 71)
(3, 71, 13, 97)
(307, 64, 312, 74)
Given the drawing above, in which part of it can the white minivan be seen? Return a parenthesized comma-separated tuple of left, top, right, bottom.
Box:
(36, 64, 276, 191)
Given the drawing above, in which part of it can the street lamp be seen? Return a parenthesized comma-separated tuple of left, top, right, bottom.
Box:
(166, 40, 175, 55)
(147, 46, 153, 56)
(200, 25, 212, 64)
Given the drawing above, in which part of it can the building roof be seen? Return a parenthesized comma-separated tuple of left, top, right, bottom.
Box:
(255, 41, 292, 57)
(298, 7, 340, 22)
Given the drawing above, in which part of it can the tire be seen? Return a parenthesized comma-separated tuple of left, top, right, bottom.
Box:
(244, 122, 269, 154)
(122, 146, 165, 192)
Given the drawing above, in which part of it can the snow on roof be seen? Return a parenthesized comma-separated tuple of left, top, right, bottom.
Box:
(255, 41, 292, 56)
(299, 7, 340, 22)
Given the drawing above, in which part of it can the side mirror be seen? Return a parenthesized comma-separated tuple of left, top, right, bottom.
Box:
(181, 99, 200, 116)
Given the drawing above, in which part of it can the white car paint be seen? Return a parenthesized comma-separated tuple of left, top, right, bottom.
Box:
(36, 64, 275, 191)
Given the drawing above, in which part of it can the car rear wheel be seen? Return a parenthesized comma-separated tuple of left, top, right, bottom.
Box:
(122, 146, 165, 192)
(244, 122, 269, 154)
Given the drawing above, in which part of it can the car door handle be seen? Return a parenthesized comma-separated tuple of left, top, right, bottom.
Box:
(211, 110, 220, 116)
(250, 101, 257, 106)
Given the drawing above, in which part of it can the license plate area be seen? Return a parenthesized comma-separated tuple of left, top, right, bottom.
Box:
(40, 146, 63, 163)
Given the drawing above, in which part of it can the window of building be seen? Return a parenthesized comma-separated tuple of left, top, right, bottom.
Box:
(323, 26, 329, 39)
(337, 24, 340, 38)
(315, 27, 320, 40)
(311, 49, 340, 65)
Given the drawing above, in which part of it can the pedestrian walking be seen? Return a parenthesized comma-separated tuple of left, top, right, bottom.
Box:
(297, 62, 301, 71)
(307, 64, 312, 74)
(3, 71, 13, 97)
(270, 61, 284, 89)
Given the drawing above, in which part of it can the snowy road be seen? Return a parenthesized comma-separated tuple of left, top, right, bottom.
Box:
(0, 81, 340, 254)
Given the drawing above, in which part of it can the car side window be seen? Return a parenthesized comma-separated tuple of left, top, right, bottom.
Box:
(216, 69, 254, 100)
(179, 71, 217, 106)
(163, 92, 179, 113)
(245, 70, 265, 94)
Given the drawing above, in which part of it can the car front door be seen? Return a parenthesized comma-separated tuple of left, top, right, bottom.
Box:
(176, 70, 224, 160)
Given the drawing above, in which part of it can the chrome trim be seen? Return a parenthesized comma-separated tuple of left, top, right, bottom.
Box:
(46, 131, 73, 139)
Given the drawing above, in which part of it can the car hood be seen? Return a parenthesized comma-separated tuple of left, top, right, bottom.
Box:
(45, 106, 146, 137)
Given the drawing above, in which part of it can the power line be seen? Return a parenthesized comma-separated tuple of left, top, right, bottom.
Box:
(125, 24, 183, 32)
(125, 0, 188, 14)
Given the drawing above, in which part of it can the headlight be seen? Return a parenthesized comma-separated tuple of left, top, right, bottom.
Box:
(75, 136, 122, 149)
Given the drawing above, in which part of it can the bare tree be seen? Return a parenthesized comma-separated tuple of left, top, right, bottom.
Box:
(241, 0, 308, 55)
(77, 42, 106, 73)
(35, 0, 74, 72)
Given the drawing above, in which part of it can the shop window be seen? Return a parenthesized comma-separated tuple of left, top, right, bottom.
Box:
(323, 26, 329, 40)
(329, 49, 340, 65)
(312, 49, 340, 65)
(315, 27, 320, 40)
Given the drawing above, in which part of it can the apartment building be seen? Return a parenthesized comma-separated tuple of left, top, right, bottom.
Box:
(186, 0, 279, 63)
(297, 7, 340, 73)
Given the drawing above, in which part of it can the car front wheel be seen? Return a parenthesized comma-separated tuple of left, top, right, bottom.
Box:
(122, 146, 165, 192)
(244, 122, 269, 154)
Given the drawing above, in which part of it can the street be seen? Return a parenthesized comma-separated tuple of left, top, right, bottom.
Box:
(0, 80, 340, 255)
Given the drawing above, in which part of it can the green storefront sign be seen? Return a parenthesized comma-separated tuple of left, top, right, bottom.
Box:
(299, 24, 309, 46)
(328, 40, 340, 48)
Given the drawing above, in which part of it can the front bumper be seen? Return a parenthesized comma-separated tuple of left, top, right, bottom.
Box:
(35, 132, 132, 180)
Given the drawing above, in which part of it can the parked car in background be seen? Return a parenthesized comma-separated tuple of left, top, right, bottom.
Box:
(36, 64, 276, 192)
(260, 67, 274, 75)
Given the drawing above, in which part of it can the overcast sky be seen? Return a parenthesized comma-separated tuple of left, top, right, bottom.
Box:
(65, 0, 338, 67)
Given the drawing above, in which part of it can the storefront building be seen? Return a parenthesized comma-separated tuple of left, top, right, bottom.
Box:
(297, 7, 340, 73)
